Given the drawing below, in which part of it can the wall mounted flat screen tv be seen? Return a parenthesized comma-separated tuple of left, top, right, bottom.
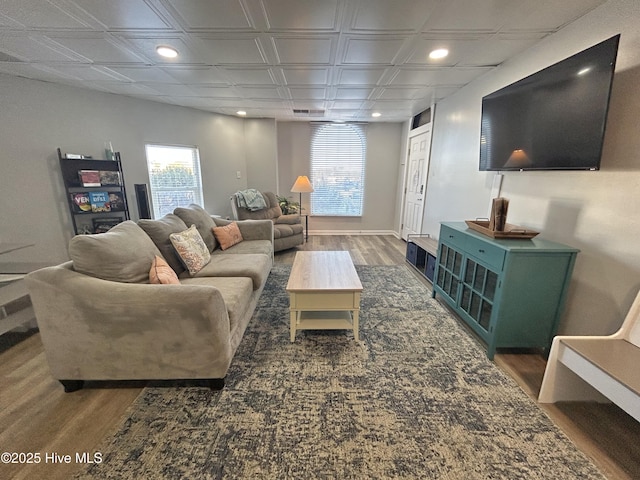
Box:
(479, 34, 620, 171)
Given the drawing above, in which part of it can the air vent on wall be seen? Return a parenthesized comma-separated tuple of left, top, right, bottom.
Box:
(293, 109, 325, 117)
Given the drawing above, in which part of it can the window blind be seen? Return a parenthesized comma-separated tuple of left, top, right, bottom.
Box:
(310, 123, 366, 216)
(145, 144, 203, 219)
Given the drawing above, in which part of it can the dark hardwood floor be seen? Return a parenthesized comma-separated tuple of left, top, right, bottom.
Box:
(1, 235, 638, 480)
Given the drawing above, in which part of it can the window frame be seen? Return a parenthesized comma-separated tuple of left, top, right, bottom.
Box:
(309, 123, 367, 217)
(144, 143, 204, 219)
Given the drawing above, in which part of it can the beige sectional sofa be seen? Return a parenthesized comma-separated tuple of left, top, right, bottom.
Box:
(25, 204, 273, 392)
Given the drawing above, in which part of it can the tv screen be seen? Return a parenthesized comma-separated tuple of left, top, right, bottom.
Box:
(479, 34, 620, 171)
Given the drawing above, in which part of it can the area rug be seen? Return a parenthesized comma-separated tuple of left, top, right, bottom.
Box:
(77, 265, 604, 479)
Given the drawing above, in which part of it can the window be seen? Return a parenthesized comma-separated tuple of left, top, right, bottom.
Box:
(310, 123, 366, 216)
(145, 144, 203, 219)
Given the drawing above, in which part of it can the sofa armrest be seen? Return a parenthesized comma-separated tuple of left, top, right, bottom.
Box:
(214, 217, 274, 242)
(25, 264, 234, 380)
(275, 214, 301, 225)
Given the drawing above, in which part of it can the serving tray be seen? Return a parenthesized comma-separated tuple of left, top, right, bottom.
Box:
(465, 220, 539, 239)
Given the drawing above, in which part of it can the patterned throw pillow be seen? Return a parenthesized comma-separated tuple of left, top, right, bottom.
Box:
(149, 255, 180, 285)
(169, 225, 211, 275)
(212, 222, 244, 250)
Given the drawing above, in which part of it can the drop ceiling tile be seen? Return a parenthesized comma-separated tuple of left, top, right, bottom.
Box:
(272, 36, 334, 64)
(196, 36, 267, 64)
(0, 0, 91, 29)
(377, 87, 423, 100)
(351, 0, 437, 32)
(281, 67, 330, 85)
(330, 100, 367, 109)
(390, 67, 490, 86)
(235, 86, 283, 98)
(222, 67, 277, 85)
(336, 67, 387, 85)
(160, 66, 228, 84)
(187, 86, 241, 98)
(47, 35, 147, 64)
(165, 0, 252, 30)
(262, 0, 339, 31)
(334, 88, 373, 100)
(342, 37, 408, 64)
(45, 65, 131, 81)
(107, 66, 179, 83)
(67, 0, 172, 30)
(288, 87, 327, 100)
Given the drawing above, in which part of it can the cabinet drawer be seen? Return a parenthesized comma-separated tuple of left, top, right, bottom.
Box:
(465, 236, 505, 270)
(440, 225, 466, 250)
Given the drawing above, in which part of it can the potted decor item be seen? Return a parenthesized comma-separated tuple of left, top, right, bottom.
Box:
(276, 195, 301, 215)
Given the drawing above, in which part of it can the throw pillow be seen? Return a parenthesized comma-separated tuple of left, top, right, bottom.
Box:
(212, 222, 244, 250)
(173, 204, 218, 252)
(169, 225, 211, 275)
(149, 255, 179, 285)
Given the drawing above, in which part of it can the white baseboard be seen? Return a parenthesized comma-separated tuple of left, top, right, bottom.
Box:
(308, 230, 400, 237)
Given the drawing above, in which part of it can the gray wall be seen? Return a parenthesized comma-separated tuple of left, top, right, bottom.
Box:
(423, 0, 640, 336)
(276, 121, 403, 233)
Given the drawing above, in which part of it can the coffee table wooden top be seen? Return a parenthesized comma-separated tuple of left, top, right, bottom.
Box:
(286, 251, 363, 293)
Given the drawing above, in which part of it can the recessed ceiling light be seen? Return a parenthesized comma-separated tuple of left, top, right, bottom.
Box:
(371, 112, 381, 118)
(429, 48, 449, 60)
(237, 110, 247, 116)
(156, 46, 178, 58)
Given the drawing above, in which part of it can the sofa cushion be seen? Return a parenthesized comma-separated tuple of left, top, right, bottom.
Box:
(211, 239, 273, 257)
(69, 220, 161, 283)
(149, 255, 180, 285)
(274, 223, 304, 239)
(173, 204, 218, 252)
(138, 214, 188, 275)
(180, 277, 253, 335)
(212, 222, 244, 250)
(170, 225, 211, 275)
(183, 253, 271, 290)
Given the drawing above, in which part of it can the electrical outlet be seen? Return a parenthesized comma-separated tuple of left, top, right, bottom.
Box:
(236, 171, 241, 179)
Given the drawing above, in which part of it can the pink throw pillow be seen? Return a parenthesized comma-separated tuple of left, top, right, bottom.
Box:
(212, 222, 244, 250)
(149, 255, 179, 284)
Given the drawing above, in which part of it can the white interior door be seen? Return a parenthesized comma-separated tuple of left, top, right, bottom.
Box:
(401, 128, 431, 240)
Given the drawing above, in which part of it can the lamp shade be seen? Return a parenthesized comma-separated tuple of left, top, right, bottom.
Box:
(291, 175, 314, 193)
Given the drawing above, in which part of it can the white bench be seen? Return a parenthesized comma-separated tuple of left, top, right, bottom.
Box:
(538, 289, 640, 422)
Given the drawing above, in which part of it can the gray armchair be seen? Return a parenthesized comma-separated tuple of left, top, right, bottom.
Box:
(231, 191, 304, 252)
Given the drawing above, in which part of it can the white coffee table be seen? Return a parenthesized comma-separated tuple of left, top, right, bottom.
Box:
(286, 251, 363, 342)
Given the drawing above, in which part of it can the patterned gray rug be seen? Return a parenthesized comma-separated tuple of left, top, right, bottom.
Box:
(77, 265, 604, 479)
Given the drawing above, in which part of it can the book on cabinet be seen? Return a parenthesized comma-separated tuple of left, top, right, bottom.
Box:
(57, 147, 130, 235)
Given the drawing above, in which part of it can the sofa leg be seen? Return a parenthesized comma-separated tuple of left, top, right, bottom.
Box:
(60, 380, 84, 393)
(208, 378, 225, 390)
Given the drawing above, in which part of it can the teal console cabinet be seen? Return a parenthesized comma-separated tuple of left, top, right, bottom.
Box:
(432, 222, 579, 359)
